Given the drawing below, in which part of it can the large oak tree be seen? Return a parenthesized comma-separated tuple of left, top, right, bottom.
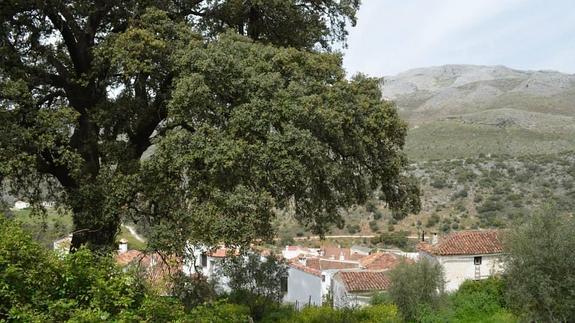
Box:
(0, 0, 419, 251)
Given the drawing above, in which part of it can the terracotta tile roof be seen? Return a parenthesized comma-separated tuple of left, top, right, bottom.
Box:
(318, 259, 359, 270)
(289, 261, 322, 277)
(207, 247, 239, 258)
(337, 271, 391, 293)
(360, 252, 404, 270)
(306, 258, 321, 270)
(417, 230, 503, 256)
(320, 246, 367, 261)
(116, 250, 145, 266)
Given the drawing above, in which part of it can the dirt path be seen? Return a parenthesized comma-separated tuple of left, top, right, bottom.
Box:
(122, 224, 146, 243)
(292, 234, 419, 240)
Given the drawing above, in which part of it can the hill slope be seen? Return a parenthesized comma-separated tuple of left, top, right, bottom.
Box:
(381, 65, 575, 160)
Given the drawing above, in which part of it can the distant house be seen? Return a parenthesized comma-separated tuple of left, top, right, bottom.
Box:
(350, 245, 372, 256)
(12, 200, 30, 210)
(182, 244, 246, 293)
(115, 241, 181, 294)
(332, 271, 391, 308)
(282, 245, 319, 260)
(417, 230, 504, 291)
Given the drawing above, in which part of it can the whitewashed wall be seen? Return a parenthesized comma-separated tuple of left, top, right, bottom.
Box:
(284, 267, 323, 308)
(437, 254, 503, 292)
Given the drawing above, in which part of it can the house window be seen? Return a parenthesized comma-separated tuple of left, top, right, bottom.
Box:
(321, 275, 326, 282)
(474, 256, 482, 265)
(201, 253, 208, 267)
(280, 277, 288, 293)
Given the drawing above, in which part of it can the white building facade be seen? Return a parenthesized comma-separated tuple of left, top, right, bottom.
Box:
(417, 230, 504, 292)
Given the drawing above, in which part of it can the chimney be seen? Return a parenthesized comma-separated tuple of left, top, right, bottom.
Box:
(118, 239, 128, 254)
(422, 231, 426, 242)
(431, 233, 438, 245)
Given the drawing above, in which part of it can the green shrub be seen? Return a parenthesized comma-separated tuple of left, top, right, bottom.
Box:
(189, 300, 251, 322)
(387, 258, 445, 321)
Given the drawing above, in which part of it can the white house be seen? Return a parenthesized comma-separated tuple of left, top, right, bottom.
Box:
(331, 270, 391, 308)
(417, 230, 504, 292)
(182, 244, 237, 292)
(282, 245, 320, 260)
(12, 200, 30, 210)
(283, 248, 404, 309)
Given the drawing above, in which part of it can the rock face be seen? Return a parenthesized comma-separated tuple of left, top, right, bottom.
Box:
(380, 65, 575, 160)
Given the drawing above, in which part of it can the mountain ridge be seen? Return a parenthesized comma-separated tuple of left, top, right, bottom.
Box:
(380, 64, 575, 160)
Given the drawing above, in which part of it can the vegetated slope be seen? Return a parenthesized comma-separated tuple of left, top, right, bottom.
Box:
(275, 152, 575, 244)
(381, 64, 575, 160)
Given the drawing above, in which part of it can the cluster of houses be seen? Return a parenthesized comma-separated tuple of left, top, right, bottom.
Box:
(52, 229, 504, 308)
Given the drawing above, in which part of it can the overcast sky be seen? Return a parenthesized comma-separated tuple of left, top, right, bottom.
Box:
(342, 0, 575, 77)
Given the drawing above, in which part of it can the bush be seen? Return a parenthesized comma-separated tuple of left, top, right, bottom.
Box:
(368, 220, 379, 233)
(372, 231, 409, 249)
(188, 300, 251, 323)
(0, 217, 150, 321)
(504, 205, 575, 321)
(426, 214, 440, 228)
(346, 224, 360, 235)
(451, 278, 507, 321)
(387, 258, 445, 321)
(270, 304, 400, 323)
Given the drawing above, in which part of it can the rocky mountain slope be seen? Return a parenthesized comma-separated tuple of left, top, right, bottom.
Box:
(381, 65, 575, 160)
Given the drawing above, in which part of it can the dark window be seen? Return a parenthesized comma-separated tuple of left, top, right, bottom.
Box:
(474, 256, 482, 265)
(201, 253, 208, 267)
(280, 277, 288, 293)
(321, 275, 326, 282)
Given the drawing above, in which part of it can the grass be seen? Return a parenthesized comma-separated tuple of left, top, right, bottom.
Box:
(118, 226, 146, 250)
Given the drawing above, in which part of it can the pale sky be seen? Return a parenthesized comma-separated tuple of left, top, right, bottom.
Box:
(342, 0, 575, 77)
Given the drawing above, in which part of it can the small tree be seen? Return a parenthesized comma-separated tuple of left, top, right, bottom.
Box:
(218, 252, 288, 320)
(504, 205, 575, 322)
(387, 258, 445, 321)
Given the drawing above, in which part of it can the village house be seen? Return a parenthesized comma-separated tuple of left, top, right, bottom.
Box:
(115, 240, 181, 294)
(283, 246, 403, 308)
(182, 244, 238, 292)
(331, 271, 391, 308)
(417, 230, 504, 292)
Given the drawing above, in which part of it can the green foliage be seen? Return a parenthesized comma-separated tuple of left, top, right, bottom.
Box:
(412, 278, 517, 323)
(504, 205, 575, 322)
(1, 0, 417, 251)
(371, 231, 409, 249)
(219, 253, 288, 320)
(188, 300, 251, 323)
(368, 220, 379, 233)
(387, 258, 445, 321)
(346, 224, 361, 234)
(0, 217, 150, 321)
(268, 304, 400, 323)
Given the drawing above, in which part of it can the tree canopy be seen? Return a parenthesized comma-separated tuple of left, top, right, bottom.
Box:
(1, 0, 419, 251)
(504, 205, 575, 322)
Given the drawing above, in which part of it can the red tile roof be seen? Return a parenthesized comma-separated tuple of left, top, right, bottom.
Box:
(289, 261, 322, 277)
(116, 250, 145, 266)
(207, 247, 239, 258)
(417, 230, 503, 256)
(337, 271, 391, 293)
(320, 246, 366, 261)
(318, 259, 359, 270)
(360, 252, 404, 270)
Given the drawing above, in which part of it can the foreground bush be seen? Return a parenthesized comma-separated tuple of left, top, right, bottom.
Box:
(264, 304, 400, 323)
(408, 278, 516, 322)
(387, 258, 445, 321)
(504, 206, 575, 322)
